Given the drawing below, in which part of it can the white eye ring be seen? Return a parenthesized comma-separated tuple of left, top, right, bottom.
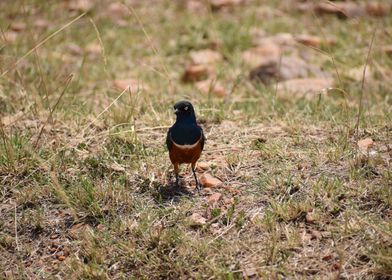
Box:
(184, 106, 188, 110)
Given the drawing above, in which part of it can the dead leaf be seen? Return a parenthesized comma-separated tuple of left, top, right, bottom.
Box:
(200, 173, 223, 188)
(190, 49, 222, 65)
(208, 192, 222, 205)
(358, 138, 374, 154)
(196, 79, 227, 97)
(182, 64, 210, 83)
(188, 213, 207, 226)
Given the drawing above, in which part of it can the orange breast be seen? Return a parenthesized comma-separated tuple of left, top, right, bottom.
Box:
(169, 140, 202, 164)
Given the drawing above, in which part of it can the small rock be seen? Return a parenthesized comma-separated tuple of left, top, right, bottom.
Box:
(296, 35, 322, 48)
(33, 19, 50, 29)
(210, 0, 243, 11)
(277, 78, 334, 98)
(3, 31, 18, 43)
(358, 138, 374, 154)
(188, 213, 207, 226)
(10, 22, 26, 32)
(347, 65, 372, 82)
(249, 61, 279, 84)
(190, 49, 222, 65)
(242, 44, 281, 68)
(366, 2, 391, 17)
(67, 43, 83, 55)
(200, 173, 223, 188)
(107, 2, 127, 19)
(201, 187, 213, 195)
(113, 79, 147, 92)
(279, 56, 311, 80)
(315, 2, 365, 18)
(186, 0, 207, 12)
(197, 162, 210, 171)
(382, 45, 392, 56)
(196, 79, 227, 97)
(182, 64, 209, 83)
(253, 33, 295, 47)
(86, 43, 101, 55)
(295, 35, 336, 48)
(68, 0, 93, 12)
(208, 192, 222, 205)
(249, 55, 313, 85)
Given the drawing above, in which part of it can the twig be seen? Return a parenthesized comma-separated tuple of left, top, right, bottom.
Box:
(123, 4, 172, 90)
(0, 12, 87, 78)
(14, 202, 19, 251)
(355, 26, 378, 137)
(34, 74, 73, 148)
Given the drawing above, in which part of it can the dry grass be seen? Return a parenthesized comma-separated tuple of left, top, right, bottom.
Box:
(1, 0, 391, 279)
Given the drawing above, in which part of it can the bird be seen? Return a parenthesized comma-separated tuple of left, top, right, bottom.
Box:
(166, 100, 205, 190)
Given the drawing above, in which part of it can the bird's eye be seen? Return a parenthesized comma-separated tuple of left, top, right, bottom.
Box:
(184, 106, 188, 111)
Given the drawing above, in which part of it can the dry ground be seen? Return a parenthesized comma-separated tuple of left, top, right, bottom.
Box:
(0, 0, 391, 279)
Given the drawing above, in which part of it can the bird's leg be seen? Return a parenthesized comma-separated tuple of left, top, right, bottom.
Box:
(174, 163, 180, 187)
(191, 163, 200, 191)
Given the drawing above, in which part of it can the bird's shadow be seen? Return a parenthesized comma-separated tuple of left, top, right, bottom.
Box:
(152, 181, 194, 204)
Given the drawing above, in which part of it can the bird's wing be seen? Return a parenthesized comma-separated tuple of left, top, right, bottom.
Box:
(199, 125, 205, 151)
(166, 127, 173, 151)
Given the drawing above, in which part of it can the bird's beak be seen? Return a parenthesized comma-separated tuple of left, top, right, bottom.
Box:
(174, 108, 178, 114)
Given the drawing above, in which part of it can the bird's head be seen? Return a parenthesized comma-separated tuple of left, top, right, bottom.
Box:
(173, 100, 196, 121)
